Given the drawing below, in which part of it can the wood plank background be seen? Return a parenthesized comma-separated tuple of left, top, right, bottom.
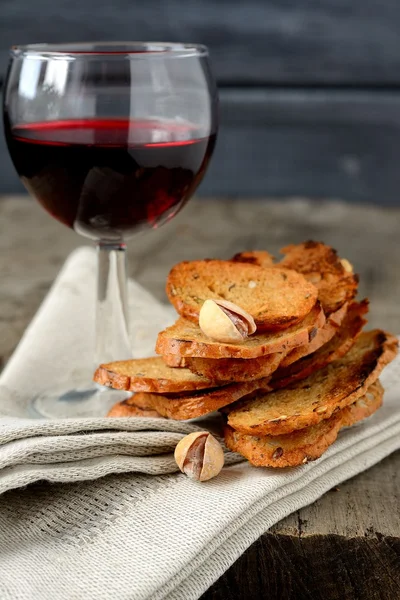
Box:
(2, 0, 400, 84)
(1, 0, 400, 203)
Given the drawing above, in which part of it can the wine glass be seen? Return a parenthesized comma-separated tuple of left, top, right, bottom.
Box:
(3, 42, 218, 418)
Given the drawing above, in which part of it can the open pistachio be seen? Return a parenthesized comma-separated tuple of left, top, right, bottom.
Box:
(199, 299, 256, 343)
(174, 431, 225, 482)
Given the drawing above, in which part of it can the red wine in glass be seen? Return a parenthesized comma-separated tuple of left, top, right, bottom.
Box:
(3, 42, 218, 418)
(4, 117, 216, 241)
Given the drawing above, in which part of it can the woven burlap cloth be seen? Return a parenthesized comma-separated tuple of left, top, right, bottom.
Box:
(0, 247, 399, 600)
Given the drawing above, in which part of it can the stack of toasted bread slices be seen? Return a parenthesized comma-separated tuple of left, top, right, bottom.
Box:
(95, 241, 398, 468)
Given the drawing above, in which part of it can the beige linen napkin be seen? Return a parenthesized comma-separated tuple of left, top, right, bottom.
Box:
(0, 247, 399, 600)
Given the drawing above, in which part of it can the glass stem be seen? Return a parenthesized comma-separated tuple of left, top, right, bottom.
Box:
(95, 241, 131, 366)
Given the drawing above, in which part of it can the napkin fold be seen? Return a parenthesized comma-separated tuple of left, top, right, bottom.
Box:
(0, 247, 399, 600)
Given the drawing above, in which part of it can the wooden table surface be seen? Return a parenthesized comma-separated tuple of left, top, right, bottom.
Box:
(1, 196, 400, 599)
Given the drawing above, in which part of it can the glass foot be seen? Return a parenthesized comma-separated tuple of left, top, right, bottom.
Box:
(30, 385, 132, 418)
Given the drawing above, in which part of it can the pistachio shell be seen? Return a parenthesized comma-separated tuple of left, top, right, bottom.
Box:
(174, 431, 224, 482)
(200, 434, 225, 481)
(213, 299, 257, 335)
(174, 432, 207, 474)
(199, 299, 256, 343)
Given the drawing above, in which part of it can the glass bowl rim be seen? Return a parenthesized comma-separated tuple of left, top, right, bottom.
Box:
(10, 41, 209, 59)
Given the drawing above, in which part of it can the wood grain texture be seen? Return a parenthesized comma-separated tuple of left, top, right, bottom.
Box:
(1, 195, 399, 597)
(201, 530, 400, 599)
(2, 0, 400, 84)
(2, 89, 400, 203)
(274, 450, 400, 538)
(205, 89, 400, 204)
(207, 455, 400, 600)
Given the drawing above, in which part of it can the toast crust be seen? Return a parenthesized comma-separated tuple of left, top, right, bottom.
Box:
(94, 356, 216, 393)
(166, 260, 318, 330)
(183, 352, 284, 383)
(156, 302, 325, 360)
(125, 377, 272, 420)
(107, 399, 162, 418)
(225, 330, 398, 435)
(231, 250, 275, 268)
(279, 241, 358, 315)
(272, 300, 369, 388)
(279, 301, 348, 368)
(223, 380, 383, 467)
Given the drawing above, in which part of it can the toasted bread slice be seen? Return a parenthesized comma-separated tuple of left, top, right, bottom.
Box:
(183, 351, 285, 383)
(116, 377, 272, 421)
(107, 398, 162, 418)
(166, 260, 318, 330)
(279, 241, 358, 315)
(231, 250, 275, 268)
(94, 357, 216, 393)
(225, 330, 397, 435)
(279, 301, 348, 368)
(223, 380, 383, 467)
(156, 302, 325, 360)
(272, 300, 369, 388)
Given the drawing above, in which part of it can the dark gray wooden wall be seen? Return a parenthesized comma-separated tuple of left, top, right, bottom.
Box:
(1, 0, 400, 204)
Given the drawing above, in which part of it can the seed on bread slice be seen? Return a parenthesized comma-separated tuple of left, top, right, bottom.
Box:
(223, 380, 383, 467)
(231, 250, 275, 268)
(115, 377, 272, 420)
(279, 241, 358, 315)
(183, 351, 285, 383)
(94, 356, 217, 393)
(224, 330, 398, 436)
(156, 302, 325, 360)
(107, 398, 162, 418)
(166, 260, 318, 331)
(279, 301, 348, 368)
(271, 300, 369, 388)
